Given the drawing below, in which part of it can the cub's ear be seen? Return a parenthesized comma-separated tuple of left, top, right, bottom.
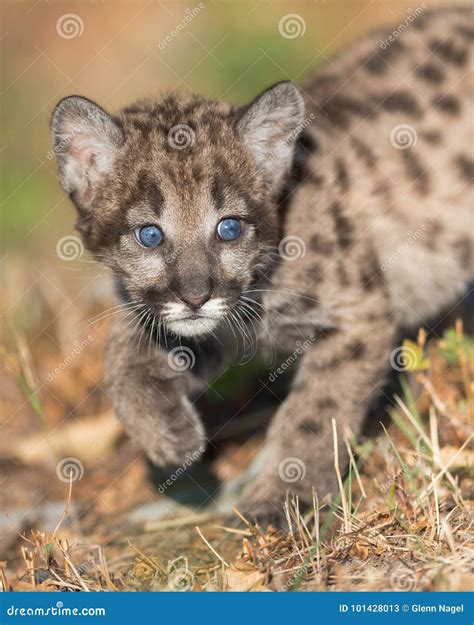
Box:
(236, 81, 305, 185)
(51, 96, 123, 210)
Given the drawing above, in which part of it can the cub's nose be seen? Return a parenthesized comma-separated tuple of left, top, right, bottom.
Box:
(179, 290, 212, 310)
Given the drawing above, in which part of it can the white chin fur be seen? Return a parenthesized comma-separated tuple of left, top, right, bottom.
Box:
(166, 317, 219, 337)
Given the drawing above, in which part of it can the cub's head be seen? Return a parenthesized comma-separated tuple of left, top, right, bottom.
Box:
(51, 82, 304, 337)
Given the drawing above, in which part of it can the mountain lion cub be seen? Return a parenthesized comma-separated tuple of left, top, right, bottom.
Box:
(51, 7, 473, 522)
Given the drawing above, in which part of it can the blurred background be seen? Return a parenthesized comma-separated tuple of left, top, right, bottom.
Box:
(1, 1, 472, 592)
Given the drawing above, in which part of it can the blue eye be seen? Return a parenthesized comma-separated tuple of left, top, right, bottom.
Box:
(136, 225, 163, 248)
(217, 218, 242, 241)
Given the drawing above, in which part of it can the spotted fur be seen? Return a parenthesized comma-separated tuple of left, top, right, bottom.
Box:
(52, 7, 473, 522)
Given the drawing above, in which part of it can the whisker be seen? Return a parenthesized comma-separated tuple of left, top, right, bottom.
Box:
(88, 301, 141, 324)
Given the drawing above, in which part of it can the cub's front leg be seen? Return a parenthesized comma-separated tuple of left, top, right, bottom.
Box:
(242, 289, 395, 524)
(104, 315, 206, 466)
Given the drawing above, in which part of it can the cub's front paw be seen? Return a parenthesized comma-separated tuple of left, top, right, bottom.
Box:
(109, 373, 207, 467)
(240, 497, 289, 530)
(143, 424, 206, 467)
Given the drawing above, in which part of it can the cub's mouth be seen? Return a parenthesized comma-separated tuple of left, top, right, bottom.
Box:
(165, 315, 221, 337)
(161, 297, 228, 337)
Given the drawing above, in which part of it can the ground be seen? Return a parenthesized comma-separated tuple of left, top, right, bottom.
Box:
(1, 263, 472, 592)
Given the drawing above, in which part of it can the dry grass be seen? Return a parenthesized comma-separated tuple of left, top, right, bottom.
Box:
(1, 266, 472, 592)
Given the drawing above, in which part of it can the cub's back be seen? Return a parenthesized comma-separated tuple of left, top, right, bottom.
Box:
(302, 6, 473, 325)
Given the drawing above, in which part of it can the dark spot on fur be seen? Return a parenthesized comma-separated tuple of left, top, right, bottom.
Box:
(352, 138, 378, 168)
(363, 39, 405, 74)
(454, 155, 474, 184)
(331, 202, 353, 250)
(380, 91, 421, 117)
(320, 95, 374, 128)
(420, 130, 442, 145)
(132, 118, 154, 139)
(337, 261, 350, 287)
(364, 53, 388, 75)
(455, 237, 473, 268)
(309, 73, 339, 92)
(429, 38, 468, 66)
(298, 128, 319, 154)
(309, 234, 334, 255)
(415, 62, 445, 84)
(335, 159, 349, 191)
(373, 180, 392, 198)
(306, 263, 323, 282)
(348, 340, 366, 359)
(400, 150, 430, 195)
(432, 94, 461, 116)
(360, 259, 384, 291)
(134, 170, 164, 214)
(292, 129, 319, 180)
(296, 295, 319, 312)
(161, 162, 179, 186)
(298, 419, 322, 435)
(317, 396, 338, 411)
(425, 218, 442, 250)
(456, 25, 474, 41)
(308, 172, 325, 187)
(211, 175, 225, 210)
